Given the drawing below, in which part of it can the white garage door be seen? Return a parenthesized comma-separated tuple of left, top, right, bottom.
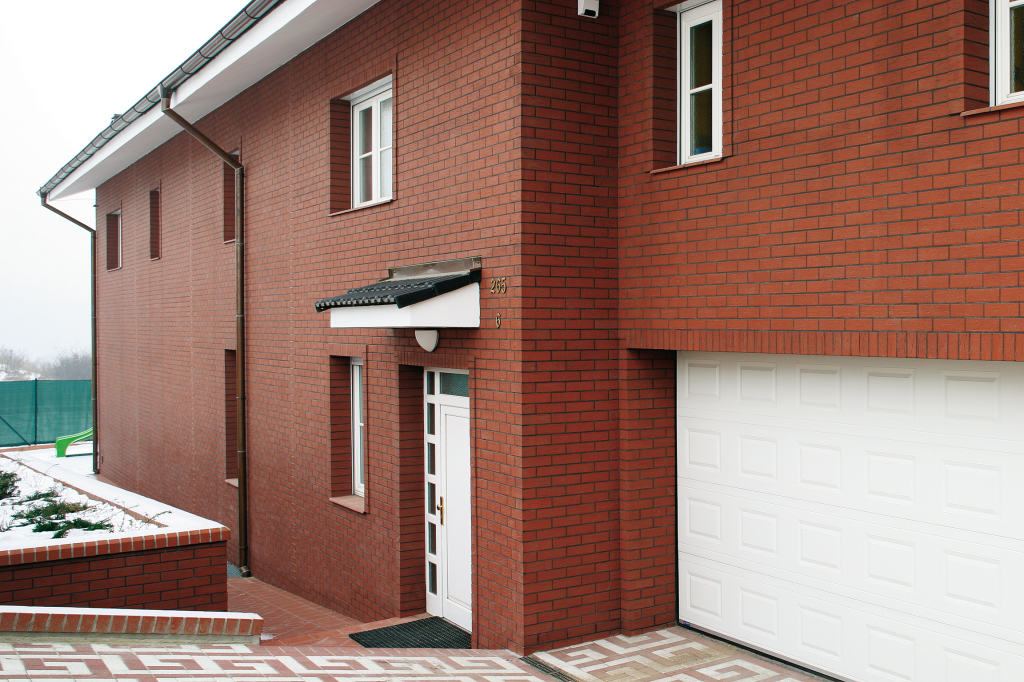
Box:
(677, 353, 1024, 682)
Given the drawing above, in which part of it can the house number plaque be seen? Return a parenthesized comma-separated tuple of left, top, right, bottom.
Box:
(490, 278, 506, 327)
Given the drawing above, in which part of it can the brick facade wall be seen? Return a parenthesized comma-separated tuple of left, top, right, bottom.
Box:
(619, 0, 1024, 361)
(89, 0, 1024, 654)
(518, 1, 621, 649)
(95, 0, 530, 651)
(0, 540, 226, 611)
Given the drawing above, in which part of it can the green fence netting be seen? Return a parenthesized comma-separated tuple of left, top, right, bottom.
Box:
(0, 380, 91, 447)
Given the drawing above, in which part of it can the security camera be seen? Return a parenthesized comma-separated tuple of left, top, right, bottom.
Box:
(578, 0, 599, 18)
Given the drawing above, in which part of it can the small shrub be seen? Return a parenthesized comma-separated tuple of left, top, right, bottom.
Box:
(42, 518, 113, 539)
(14, 500, 89, 523)
(22, 489, 59, 503)
(0, 472, 18, 500)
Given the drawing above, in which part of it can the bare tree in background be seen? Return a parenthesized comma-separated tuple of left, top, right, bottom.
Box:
(44, 351, 91, 380)
(0, 347, 90, 380)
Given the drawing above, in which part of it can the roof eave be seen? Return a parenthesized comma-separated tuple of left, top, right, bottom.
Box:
(42, 0, 380, 201)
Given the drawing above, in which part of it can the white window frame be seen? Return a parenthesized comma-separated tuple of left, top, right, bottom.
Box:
(347, 76, 393, 208)
(351, 358, 365, 496)
(674, 0, 722, 164)
(993, 0, 1024, 105)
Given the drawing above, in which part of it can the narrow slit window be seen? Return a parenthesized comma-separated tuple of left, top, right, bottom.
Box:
(225, 350, 237, 480)
(105, 211, 121, 270)
(149, 188, 161, 260)
(351, 358, 365, 496)
(223, 157, 237, 242)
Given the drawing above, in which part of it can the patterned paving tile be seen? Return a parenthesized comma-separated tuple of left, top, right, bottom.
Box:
(531, 627, 830, 682)
(0, 642, 547, 681)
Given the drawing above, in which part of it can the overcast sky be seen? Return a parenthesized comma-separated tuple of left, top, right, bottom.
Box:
(0, 1, 243, 360)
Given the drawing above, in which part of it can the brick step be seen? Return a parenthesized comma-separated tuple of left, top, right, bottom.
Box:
(0, 605, 262, 643)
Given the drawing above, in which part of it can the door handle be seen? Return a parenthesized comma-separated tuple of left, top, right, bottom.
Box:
(437, 496, 444, 525)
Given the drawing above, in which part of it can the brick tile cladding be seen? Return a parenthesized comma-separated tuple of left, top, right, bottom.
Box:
(0, 543, 227, 611)
(90, 0, 1024, 654)
(621, 0, 1024, 360)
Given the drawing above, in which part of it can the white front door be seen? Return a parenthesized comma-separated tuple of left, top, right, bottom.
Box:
(424, 369, 472, 631)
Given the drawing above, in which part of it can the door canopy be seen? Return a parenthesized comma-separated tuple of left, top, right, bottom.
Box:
(315, 257, 481, 329)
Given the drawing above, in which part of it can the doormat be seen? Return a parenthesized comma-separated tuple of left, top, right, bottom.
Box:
(349, 617, 471, 649)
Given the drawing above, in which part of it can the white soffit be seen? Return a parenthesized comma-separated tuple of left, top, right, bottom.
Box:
(329, 284, 481, 329)
(48, 0, 379, 200)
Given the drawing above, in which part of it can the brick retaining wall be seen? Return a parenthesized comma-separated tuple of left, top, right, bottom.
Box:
(0, 528, 228, 611)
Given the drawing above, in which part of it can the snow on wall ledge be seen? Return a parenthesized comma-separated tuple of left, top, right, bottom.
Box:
(0, 447, 229, 610)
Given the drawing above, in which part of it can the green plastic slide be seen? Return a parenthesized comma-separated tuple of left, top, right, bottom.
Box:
(55, 427, 93, 458)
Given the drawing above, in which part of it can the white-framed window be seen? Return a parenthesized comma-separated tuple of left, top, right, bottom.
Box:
(993, 0, 1024, 105)
(674, 0, 722, 164)
(347, 76, 393, 207)
(351, 358, 365, 496)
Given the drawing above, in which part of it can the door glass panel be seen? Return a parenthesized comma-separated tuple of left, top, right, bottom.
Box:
(427, 482, 436, 514)
(690, 20, 713, 89)
(426, 403, 435, 435)
(427, 442, 435, 475)
(427, 523, 436, 554)
(1013, 5, 1024, 93)
(426, 371, 435, 395)
(690, 89, 712, 155)
(440, 372, 469, 397)
(428, 562, 437, 595)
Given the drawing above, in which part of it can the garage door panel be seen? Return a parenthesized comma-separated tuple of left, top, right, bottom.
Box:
(678, 483, 1024, 639)
(678, 419, 1024, 539)
(678, 355, 1024, 441)
(679, 553, 1024, 682)
(677, 352, 1024, 681)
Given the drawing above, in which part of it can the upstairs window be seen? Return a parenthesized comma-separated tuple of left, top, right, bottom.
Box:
(993, 0, 1024, 104)
(675, 0, 722, 163)
(348, 77, 393, 208)
(105, 211, 121, 270)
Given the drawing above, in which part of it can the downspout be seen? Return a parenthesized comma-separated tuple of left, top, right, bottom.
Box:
(39, 194, 99, 475)
(159, 86, 251, 578)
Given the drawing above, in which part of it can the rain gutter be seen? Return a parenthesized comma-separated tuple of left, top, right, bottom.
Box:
(38, 195, 99, 475)
(158, 86, 251, 579)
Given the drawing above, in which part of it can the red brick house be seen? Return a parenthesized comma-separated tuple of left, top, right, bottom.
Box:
(40, 0, 1024, 678)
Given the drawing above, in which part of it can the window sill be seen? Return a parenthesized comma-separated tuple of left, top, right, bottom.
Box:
(224, 477, 238, 488)
(329, 198, 393, 217)
(960, 100, 1024, 118)
(650, 154, 727, 175)
(330, 494, 366, 514)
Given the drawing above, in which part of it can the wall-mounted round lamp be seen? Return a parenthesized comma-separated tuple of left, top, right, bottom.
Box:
(415, 329, 439, 352)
